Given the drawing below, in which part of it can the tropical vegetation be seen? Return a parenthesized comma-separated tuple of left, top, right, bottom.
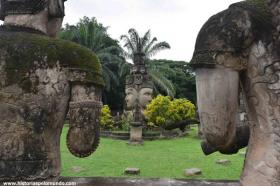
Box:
(60, 17, 197, 112)
(100, 105, 114, 129)
(60, 17, 129, 110)
(144, 95, 196, 128)
(149, 59, 196, 103)
(121, 29, 176, 97)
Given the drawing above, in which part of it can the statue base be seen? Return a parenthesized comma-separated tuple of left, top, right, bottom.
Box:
(129, 125, 143, 145)
(127, 141, 144, 145)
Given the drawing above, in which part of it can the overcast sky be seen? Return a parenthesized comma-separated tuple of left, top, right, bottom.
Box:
(63, 0, 240, 62)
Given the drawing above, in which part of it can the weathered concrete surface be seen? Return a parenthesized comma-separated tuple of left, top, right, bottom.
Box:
(60, 177, 241, 186)
(124, 168, 141, 175)
(129, 126, 143, 144)
(190, 0, 280, 185)
(0, 1, 104, 179)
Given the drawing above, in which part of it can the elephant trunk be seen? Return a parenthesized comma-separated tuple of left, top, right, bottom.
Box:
(195, 67, 244, 155)
(66, 101, 101, 158)
(201, 125, 250, 155)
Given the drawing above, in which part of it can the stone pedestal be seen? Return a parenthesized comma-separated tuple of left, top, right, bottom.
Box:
(59, 177, 240, 186)
(129, 124, 143, 145)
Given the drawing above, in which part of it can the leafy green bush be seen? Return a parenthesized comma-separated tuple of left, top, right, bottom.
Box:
(144, 95, 195, 128)
(100, 105, 114, 129)
(167, 98, 196, 122)
(144, 95, 171, 127)
(119, 111, 133, 131)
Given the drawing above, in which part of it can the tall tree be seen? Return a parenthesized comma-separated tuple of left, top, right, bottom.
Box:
(60, 17, 129, 110)
(60, 17, 125, 93)
(149, 59, 197, 103)
(120, 29, 175, 97)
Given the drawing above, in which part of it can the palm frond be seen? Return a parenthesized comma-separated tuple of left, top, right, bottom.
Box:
(102, 68, 111, 92)
(78, 24, 88, 46)
(128, 28, 141, 52)
(121, 49, 133, 59)
(120, 35, 135, 55)
(148, 69, 176, 98)
(103, 65, 119, 89)
(141, 29, 151, 50)
(143, 37, 157, 54)
(147, 41, 171, 58)
(87, 22, 95, 49)
(118, 62, 131, 78)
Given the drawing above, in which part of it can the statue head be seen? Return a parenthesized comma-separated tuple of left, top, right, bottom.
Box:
(139, 87, 153, 109)
(0, 0, 67, 37)
(125, 87, 137, 110)
(125, 73, 153, 111)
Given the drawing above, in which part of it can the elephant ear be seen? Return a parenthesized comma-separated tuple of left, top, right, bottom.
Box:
(48, 0, 65, 18)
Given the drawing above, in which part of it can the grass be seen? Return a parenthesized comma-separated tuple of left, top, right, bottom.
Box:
(61, 126, 245, 180)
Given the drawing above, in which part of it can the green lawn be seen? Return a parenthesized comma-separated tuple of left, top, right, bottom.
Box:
(61, 126, 245, 180)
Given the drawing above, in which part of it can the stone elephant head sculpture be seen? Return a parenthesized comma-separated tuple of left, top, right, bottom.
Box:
(191, 0, 280, 185)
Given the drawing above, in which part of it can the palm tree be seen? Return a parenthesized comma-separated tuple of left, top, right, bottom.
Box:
(60, 17, 125, 92)
(120, 28, 176, 97)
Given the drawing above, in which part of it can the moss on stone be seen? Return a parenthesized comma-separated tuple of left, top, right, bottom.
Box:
(240, 0, 272, 29)
(1, 30, 104, 92)
(190, 0, 273, 68)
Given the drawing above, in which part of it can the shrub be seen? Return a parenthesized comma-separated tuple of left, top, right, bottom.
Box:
(144, 95, 196, 128)
(119, 111, 133, 131)
(144, 95, 171, 127)
(100, 105, 114, 129)
(167, 98, 196, 123)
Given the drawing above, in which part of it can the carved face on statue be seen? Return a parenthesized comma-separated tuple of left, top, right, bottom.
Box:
(1, 0, 67, 37)
(190, 1, 280, 186)
(125, 87, 137, 110)
(125, 87, 153, 111)
(47, 0, 66, 37)
(139, 87, 153, 109)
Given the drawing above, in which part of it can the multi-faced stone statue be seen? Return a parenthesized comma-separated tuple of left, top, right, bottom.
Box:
(191, 0, 280, 185)
(0, 0, 104, 180)
(125, 85, 153, 116)
(125, 53, 153, 144)
(125, 55, 153, 123)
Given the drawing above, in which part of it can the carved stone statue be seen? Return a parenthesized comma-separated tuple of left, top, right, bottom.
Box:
(125, 53, 153, 124)
(125, 84, 153, 118)
(125, 53, 153, 144)
(190, 0, 280, 185)
(0, 0, 104, 180)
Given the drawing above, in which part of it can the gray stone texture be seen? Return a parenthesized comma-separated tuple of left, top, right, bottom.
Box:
(216, 159, 231, 165)
(125, 53, 153, 143)
(58, 177, 241, 186)
(191, 0, 280, 185)
(124, 168, 140, 175)
(184, 168, 202, 176)
(0, 0, 104, 181)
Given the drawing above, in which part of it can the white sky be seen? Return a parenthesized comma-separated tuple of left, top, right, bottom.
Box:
(63, 0, 240, 62)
